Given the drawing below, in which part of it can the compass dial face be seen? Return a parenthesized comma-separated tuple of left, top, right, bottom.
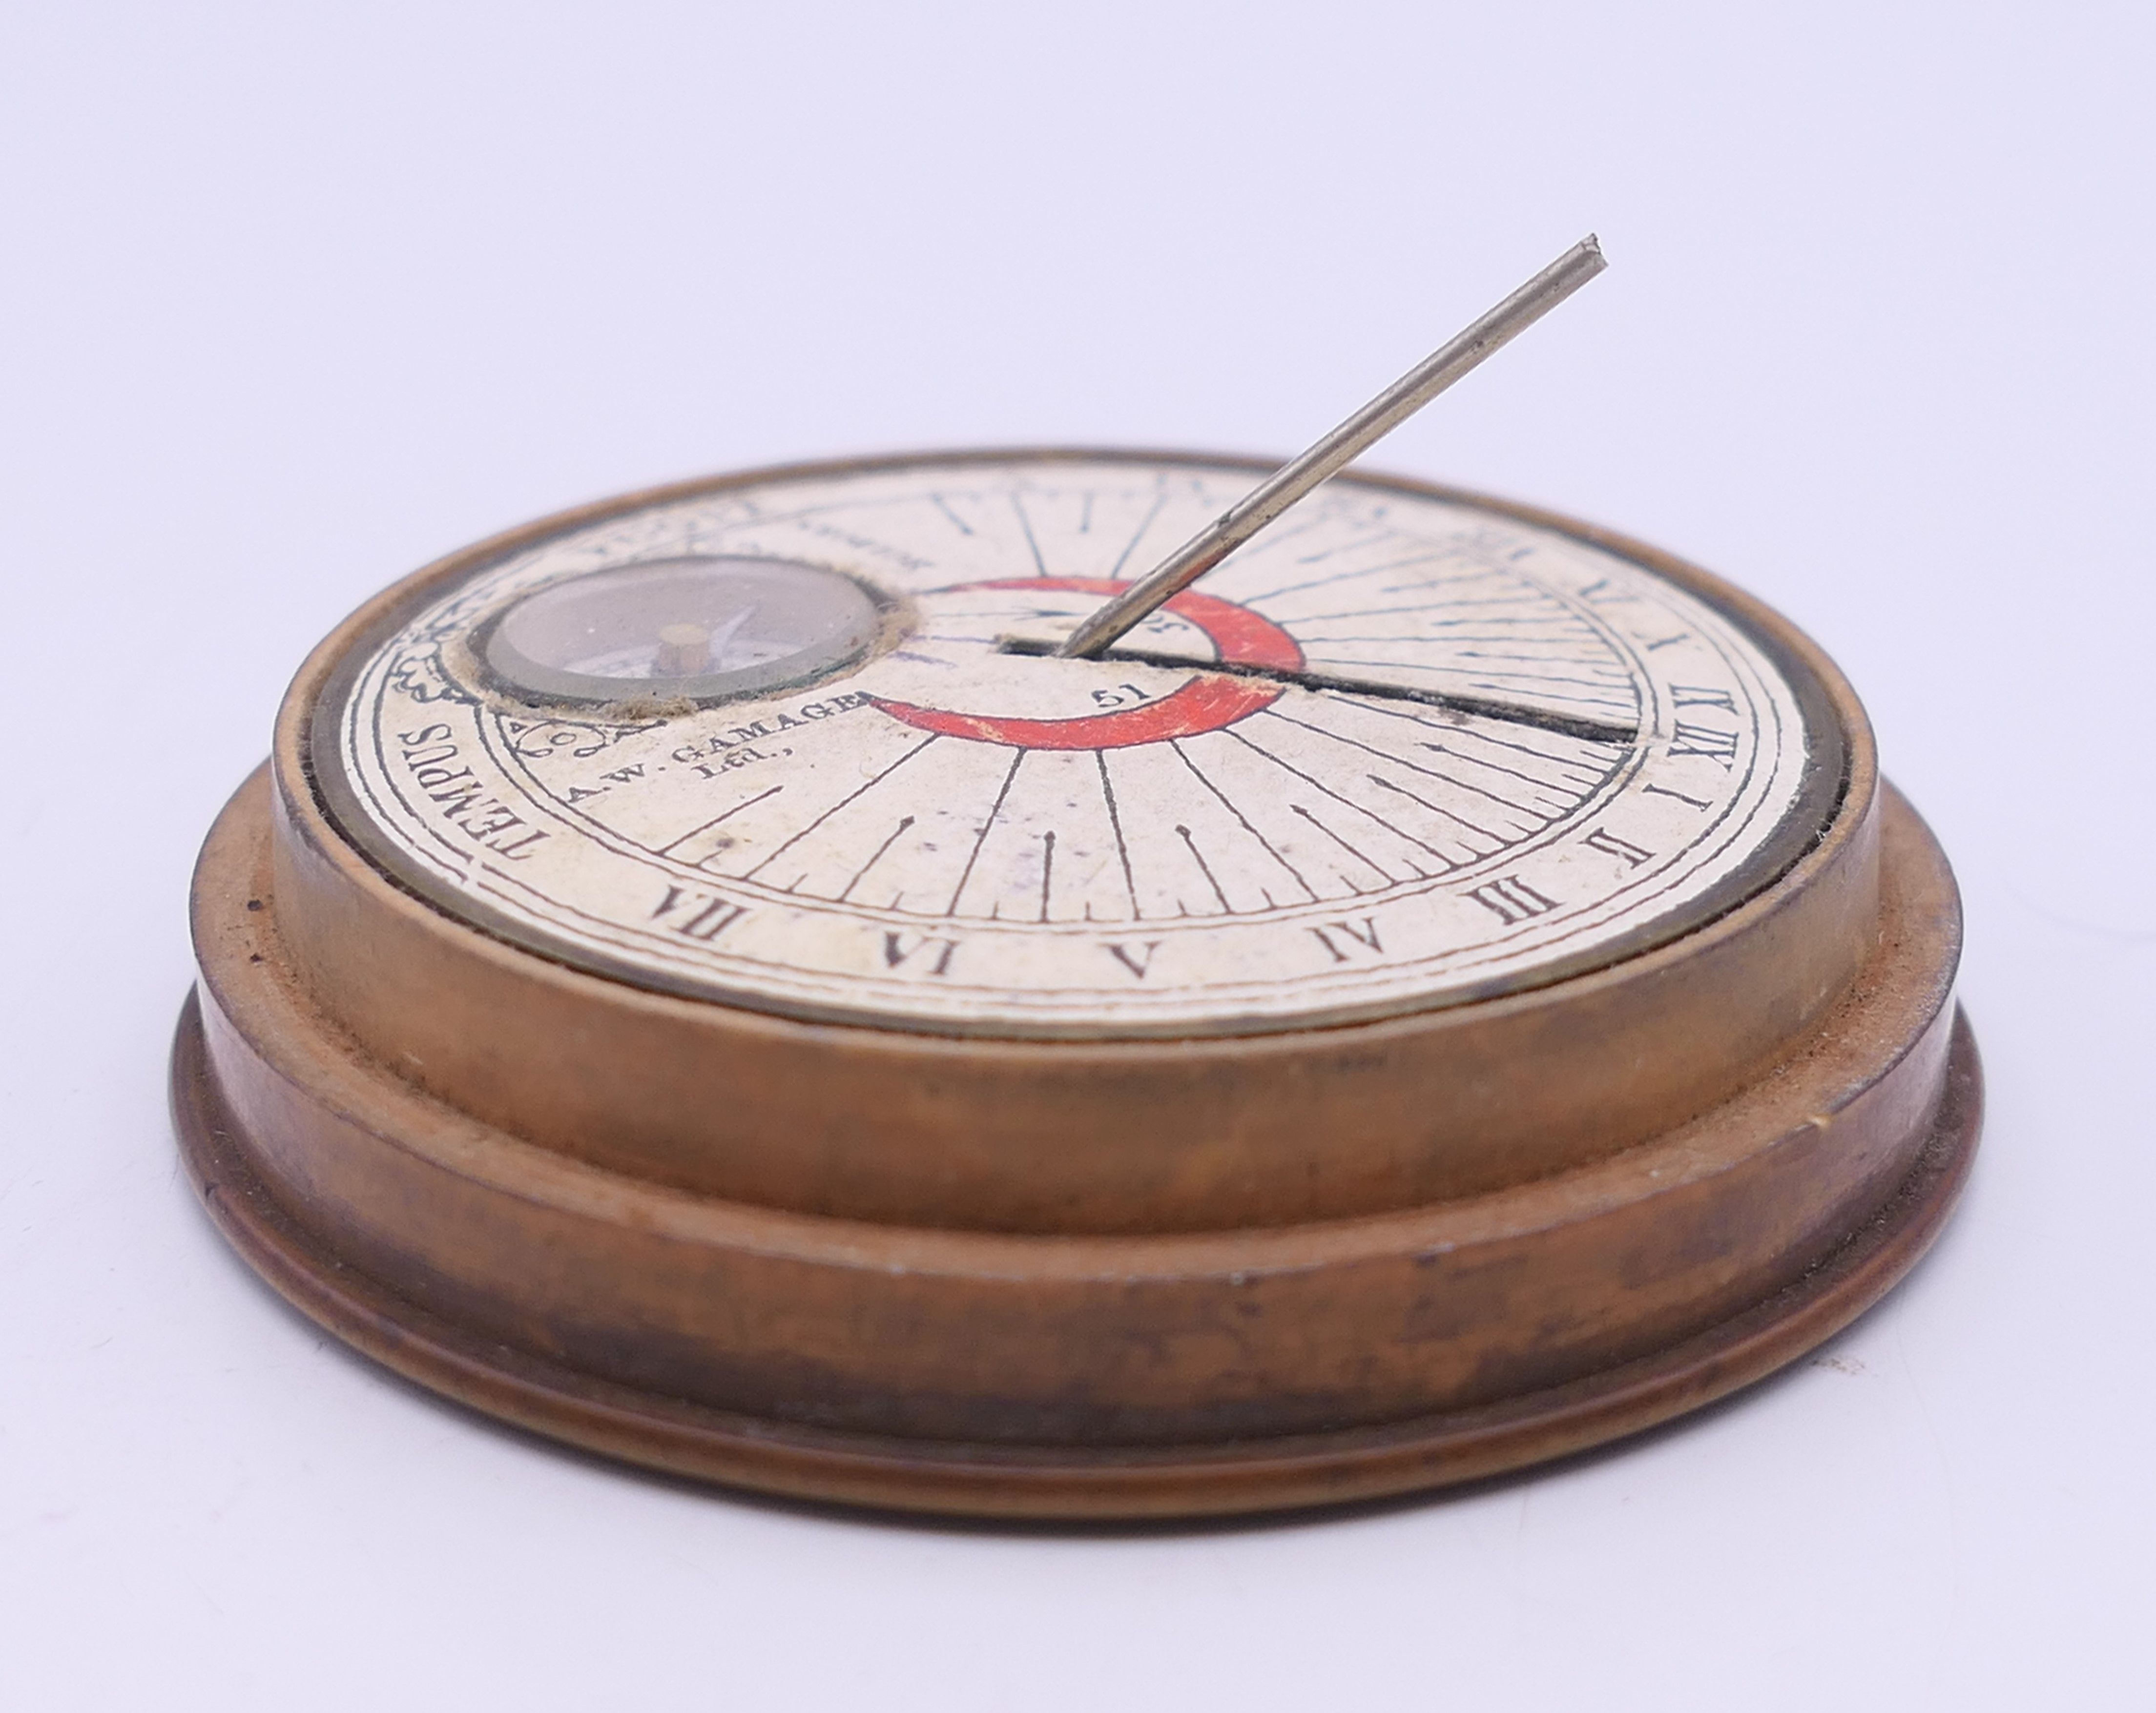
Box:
(312, 454, 1843, 1038)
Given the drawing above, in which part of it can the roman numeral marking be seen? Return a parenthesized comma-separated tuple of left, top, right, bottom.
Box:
(1584, 828, 1655, 867)
(1668, 722, 1740, 768)
(1644, 631, 1690, 651)
(1670, 684, 1738, 713)
(652, 885, 747, 941)
(883, 932, 960, 975)
(1308, 918, 1383, 963)
(1105, 940, 1163, 979)
(1465, 875, 1559, 925)
(1576, 577, 1638, 604)
(1643, 783, 1712, 810)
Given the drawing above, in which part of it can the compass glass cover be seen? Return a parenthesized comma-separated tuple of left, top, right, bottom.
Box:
(313, 454, 1842, 1038)
(480, 556, 880, 704)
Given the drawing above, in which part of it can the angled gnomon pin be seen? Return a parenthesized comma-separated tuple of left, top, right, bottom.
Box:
(1053, 235, 1608, 661)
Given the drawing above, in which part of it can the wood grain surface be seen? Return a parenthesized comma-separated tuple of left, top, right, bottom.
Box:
(173, 769, 1971, 1516)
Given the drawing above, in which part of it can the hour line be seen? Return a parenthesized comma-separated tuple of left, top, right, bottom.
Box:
(744, 734, 939, 879)
(1012, 493, 1049, 576)
(1238, 549, 1451, 607)
(838, 815, 916, 903)
(1281, 595, 1533, 623)
(1176, 824, 1233, 912)
(1367, 774, 1495, 846)
(1457, 664, 1632, 689)
(1349, 698, 1628, 774)
(947, 748, 1026, 915)
(1288, 805, 1389, 886)
(1108, 491, 1169, 580)
(1097, 751, 1140, 918)
(1417, 739, 1595, 798)
(1227, 726, 1453, 865)
(1282, 533, 1388, 566)
(1261, 706, 1551, 820)
(656, 784, 784, 857)
(1365, 658, 1634, 702)
(1294, 625, 1602, 645)
(929, 493, 975, 537)
(1169, 739, 1318, 901)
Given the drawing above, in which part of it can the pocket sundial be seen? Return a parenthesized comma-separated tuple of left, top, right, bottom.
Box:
(172, 240, 1979, 1518)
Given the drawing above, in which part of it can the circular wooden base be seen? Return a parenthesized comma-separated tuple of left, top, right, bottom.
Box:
(172, 1006, 1976, 1522)
(176, 759, 1976, 1521)
(173, 1006, 1975, 1518)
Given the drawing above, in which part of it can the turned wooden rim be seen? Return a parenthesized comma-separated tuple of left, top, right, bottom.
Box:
(177, 774, 1968, 1495)
(172, 1002, 1979, 1522)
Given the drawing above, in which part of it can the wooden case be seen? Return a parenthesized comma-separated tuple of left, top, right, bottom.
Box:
(172, 466, 1978, 1519)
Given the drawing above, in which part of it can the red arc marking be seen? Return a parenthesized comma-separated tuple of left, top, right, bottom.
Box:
(873, 578, 1304, 751)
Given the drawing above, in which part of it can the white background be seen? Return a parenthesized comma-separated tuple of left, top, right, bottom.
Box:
(2, 3, 2149, 1707)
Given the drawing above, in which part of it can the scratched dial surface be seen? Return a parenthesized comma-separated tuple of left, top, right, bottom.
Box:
(314, 453, 1841, 1037)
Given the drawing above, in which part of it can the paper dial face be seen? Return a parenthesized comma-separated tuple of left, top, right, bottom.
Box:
(315, 454, 1840, 1037)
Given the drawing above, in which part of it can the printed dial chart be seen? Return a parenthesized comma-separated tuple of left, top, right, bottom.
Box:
(321, 454, 1833, 1037)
